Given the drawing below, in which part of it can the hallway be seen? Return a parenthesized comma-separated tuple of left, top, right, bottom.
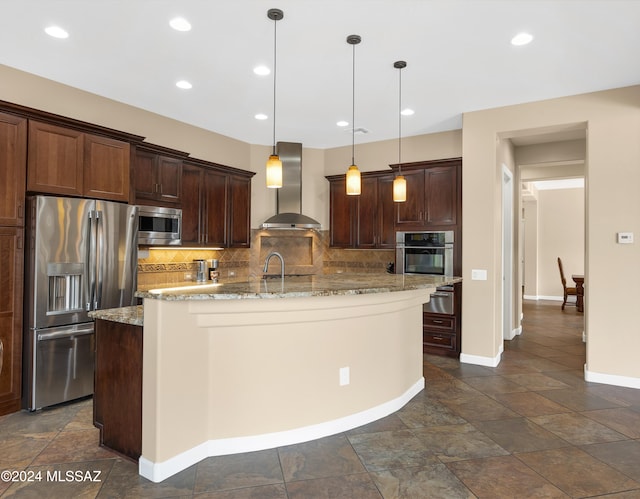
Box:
(1, 300, 640, 497)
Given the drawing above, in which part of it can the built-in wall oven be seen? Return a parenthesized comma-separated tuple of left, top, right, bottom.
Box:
(396, 230, 455, 314)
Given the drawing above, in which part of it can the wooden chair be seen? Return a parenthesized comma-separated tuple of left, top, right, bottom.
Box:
(557, 257, 577, 310)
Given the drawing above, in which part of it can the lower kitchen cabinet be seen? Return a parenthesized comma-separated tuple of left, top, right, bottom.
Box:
(94, 319, 142, 461)
(0, 227, 24, 416)
(423, 282, 461, 358)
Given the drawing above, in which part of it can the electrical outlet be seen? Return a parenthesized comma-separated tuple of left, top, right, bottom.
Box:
(339, 367, 350, 386)
(228, 270, 236, 277)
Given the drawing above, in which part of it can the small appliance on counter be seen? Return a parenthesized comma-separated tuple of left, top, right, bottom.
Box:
(209, 259, 219, 282)
(194, 259, 207, 282)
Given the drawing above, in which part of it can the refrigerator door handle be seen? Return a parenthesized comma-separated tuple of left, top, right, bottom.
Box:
(36, 324, 95, 341)
(87, 210, 98, 311)
(95, 210, 104, 310)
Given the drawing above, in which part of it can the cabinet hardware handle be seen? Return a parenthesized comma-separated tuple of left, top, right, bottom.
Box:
(433, 320, 444, 324)
(0, 338, 3, 376)
(18, 203, 23, 219)
(433, 335, 443, 340)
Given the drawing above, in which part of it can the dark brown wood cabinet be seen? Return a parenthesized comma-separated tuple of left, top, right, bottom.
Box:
(0, 112, 27, 226)
(94, 319, 142, 461)
(0, 227, 24, 416)
(132, 144, 186, 206)
(181, 159, 254, 248)
(0, 111, 26, 416)
(27, 120, 130, 202)
(394, 159, 459, 229)
(423, 282, 462, 358)
(327, 171, 396, 249)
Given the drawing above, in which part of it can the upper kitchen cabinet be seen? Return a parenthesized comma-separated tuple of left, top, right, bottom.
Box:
(27, 120, 131, 202)
(0, 112, 27, 226)
(181, 158, 254, 248)
(0, 227, 24, 416)
(394, 158, 461, 229)
(326, 171, 396, 249)
(132, 143, 187, 206)
(328, 177, 354, 248)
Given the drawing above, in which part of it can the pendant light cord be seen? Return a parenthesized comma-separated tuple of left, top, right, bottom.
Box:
(398, 65, 402, 168)
(351, 40, 356, 165)
(272, 16, 278, 156)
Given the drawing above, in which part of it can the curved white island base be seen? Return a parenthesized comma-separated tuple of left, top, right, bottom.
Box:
(137, 278, 446, 483)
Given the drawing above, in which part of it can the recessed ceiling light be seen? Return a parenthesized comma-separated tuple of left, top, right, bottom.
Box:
(336, 120, 349, 127)
(401, 108, 415, 116)
(255, 113, 268, 120)
(45, 26, 69, 39)
(169, 17, 191, 32)
(176, 80, 192, 89)
(511, 32, 533, 46)
(253, 65, 271, 76)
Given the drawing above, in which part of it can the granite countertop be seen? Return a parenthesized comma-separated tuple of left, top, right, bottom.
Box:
(135, 273, 462, 301)
(89, 305, 144, 326)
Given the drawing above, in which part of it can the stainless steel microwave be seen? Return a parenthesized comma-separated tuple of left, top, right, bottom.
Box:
(137, 205, 182, 246)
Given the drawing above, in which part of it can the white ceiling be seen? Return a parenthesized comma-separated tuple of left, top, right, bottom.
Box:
(2, 0, 639, 149)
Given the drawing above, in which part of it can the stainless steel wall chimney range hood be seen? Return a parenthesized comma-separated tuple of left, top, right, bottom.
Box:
(261, 142, 322, 230)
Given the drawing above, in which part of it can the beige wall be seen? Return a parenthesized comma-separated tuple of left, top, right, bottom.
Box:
(537, 188, 585, 298)
(463, 85, 640, 383)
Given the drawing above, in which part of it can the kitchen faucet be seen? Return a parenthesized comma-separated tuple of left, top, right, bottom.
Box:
(263, 251, 285, 279)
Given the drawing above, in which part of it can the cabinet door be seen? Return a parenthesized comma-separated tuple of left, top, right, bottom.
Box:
(228, 175, 251, 248)
(132, 149, 157, 202)
(355, 176, 378, 248)
(156, 156, 182, 205)
(329, 178, 354, 247)
(27, 121, 84, 197)
(377, 175, 397, 248)
(0, 227, 23, 415)
(0, 113, 27, 226)
(425, 166, 457, 226)
(181, 165, 204, 245)
(84, 134, 130, 202)
(395, 169, 425, 227)
(203, 170, 228, 247)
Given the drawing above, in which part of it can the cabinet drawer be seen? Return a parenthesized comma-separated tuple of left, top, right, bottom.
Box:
(423, 330, 456, 351)
(423, 314, 455, 332)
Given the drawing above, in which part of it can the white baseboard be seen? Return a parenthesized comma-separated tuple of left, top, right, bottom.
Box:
(523, 295, 577, 303)
(460, 350, 501, 367)
(584, 365, 640, 390)
(139, 377, 425, 483)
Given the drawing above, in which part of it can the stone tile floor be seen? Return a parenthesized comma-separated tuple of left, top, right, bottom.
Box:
(2, 300, 640, 497)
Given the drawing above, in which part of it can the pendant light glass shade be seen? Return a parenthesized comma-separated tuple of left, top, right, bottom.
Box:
(393, 60, 407, 203)
(346, 35, 362, 196)
(393, 175, 406, 202)
(266, 154, 283, 188)
(346, 164, 361, 195)
(265, 9, 283, 188)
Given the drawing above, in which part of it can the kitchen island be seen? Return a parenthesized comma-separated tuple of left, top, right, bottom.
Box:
(92, 273, 461, 483)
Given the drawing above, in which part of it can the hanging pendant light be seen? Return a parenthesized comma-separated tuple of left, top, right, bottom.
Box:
(393, 60, 407, 203)
(345, 34, 361, 196)
(266, 8, 283, 188)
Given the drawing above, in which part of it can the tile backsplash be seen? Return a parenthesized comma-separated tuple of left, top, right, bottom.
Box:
(137, 230, 394, 287)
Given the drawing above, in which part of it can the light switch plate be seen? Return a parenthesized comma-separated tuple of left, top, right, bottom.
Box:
(617, 232, 634, 244)
(471, 269, 488, 280)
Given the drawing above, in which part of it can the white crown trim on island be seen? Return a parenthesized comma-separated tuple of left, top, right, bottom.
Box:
(139, 377, 425, 483)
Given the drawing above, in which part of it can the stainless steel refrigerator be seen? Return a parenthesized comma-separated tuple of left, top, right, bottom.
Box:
(24, 195, 138, 411)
